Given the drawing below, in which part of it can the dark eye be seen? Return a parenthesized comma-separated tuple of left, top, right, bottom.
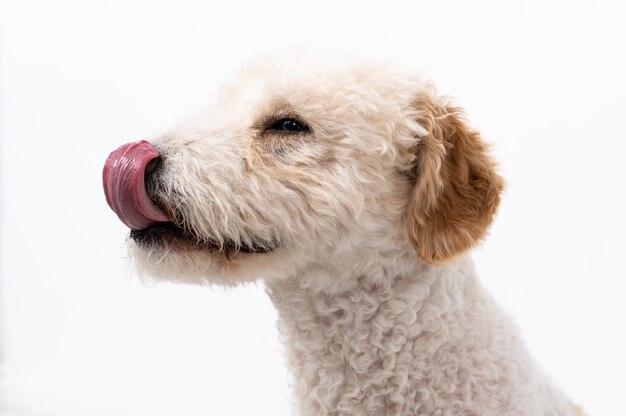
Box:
(268, 118, 309, 133)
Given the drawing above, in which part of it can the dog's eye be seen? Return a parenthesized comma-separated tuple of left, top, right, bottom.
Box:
(268, 118, 309, 133)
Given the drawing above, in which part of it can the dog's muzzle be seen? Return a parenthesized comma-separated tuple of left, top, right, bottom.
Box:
(103, 140, 170, 230)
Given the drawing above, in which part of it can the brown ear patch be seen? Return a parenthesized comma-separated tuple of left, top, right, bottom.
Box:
(407, 93, 504, 264)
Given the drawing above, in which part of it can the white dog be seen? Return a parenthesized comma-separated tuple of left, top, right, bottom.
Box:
(103, 52, 583, 416)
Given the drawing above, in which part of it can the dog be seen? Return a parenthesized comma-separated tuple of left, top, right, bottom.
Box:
(103, 52, 584, 415)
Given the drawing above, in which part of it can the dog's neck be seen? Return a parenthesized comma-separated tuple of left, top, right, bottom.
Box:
(265, 254, 472, 414)
(265, 253, 569, 416)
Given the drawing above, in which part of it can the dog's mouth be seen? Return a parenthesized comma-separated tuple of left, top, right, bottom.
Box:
(103, 140, 277, 256)
(129, 222, 276, 254)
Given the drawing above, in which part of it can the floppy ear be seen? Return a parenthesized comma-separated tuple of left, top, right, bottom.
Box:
(407, 92, 504, 264)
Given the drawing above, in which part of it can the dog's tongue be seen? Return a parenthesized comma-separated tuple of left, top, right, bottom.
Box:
(103, 140, 169, 230)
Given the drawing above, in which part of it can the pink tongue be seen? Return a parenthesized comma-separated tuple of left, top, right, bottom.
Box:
(103, 140, 169, 230)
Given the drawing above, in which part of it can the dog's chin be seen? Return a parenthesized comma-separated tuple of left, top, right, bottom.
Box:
(127, 224, 294, 286)
(129, 222, 277, 256)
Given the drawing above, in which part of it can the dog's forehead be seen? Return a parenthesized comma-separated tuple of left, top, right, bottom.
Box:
(213, 53, 418, 116)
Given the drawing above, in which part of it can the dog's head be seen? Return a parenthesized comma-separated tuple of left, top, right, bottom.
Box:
(103, 53, 503, 284)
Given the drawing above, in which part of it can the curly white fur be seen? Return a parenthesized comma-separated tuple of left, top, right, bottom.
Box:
(126, 51, 581, 415)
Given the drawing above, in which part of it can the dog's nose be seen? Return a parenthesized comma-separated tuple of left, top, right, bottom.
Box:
(103, 140, 170, 230)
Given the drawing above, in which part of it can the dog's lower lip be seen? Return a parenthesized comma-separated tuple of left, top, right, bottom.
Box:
(130, 222, 276, 254)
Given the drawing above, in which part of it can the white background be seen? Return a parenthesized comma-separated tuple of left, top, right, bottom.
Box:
(1, 0, 625, 415)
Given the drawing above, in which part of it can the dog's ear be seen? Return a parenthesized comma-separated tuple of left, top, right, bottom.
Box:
(407, 92, 504, 264)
